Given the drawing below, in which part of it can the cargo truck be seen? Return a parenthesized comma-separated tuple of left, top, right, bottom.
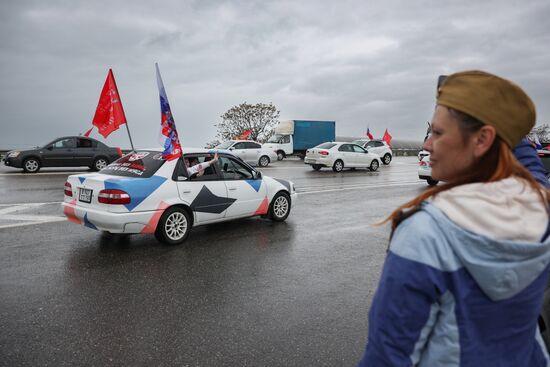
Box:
(263, 120, 336, 160)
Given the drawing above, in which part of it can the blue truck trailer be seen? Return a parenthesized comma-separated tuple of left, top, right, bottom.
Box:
(262, 120, 336, 160)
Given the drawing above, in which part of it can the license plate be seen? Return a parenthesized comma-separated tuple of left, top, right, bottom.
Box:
(79, 188, 92, 203)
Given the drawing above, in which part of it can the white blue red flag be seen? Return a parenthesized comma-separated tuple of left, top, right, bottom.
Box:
(155, 63, 182, 161)
(366, 127, 374, 140)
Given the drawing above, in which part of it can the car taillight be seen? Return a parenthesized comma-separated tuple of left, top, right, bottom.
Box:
(98, 189, 131, 204)
(64, 181, 72, 197)
(419, 161, 427, 166)
(319, 151, 329, 156)
(116, 147, 123, 157)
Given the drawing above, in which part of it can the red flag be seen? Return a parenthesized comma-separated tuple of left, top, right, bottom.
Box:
(92, 69, 127, 138)
(83, 127, 93, 137)
(235, 129, 252, 140)
(382, 129, 392, 146)
(366, 127, 374, 140)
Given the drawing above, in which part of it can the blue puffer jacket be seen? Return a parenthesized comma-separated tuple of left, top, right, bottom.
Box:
(358, 201, 550, 366)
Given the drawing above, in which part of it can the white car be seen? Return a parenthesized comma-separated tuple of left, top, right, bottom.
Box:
(62, 148, 297, 245)
(216, 140, 278, 167)
(304, 142, 382, 172)
(351, 139, 393, 165)
(418, 149, 430, 161)
(418, 155, 438, 186)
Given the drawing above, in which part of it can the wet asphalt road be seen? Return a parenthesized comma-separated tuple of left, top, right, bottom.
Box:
(0, 158, 427, 366)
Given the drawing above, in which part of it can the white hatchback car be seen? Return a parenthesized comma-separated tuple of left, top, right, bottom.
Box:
(351, 139, 393, 165)
(304, 142, 382, 172)
(216, 140, 278, 167)
(62, 149, 297, 245)
(418, 155, 438, 186)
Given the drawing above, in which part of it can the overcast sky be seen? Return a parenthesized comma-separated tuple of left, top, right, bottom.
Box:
(1, 0, 549, 149)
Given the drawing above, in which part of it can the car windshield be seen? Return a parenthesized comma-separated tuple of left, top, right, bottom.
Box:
(267, 134, 284, 143)
(99, 151, 166, 178)
(316, 142, 336, 149)
(216, 141, 234, 149)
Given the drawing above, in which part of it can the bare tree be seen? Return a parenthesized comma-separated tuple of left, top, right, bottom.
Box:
(532, 124, 549, 143)
(215, 102, 279, 142)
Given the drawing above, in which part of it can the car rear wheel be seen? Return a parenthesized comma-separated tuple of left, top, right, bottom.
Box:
(92, 157, 108, 171)
(23, 158, 41, 173)
(312, 164, 322, 171)
(269, 192, 291, 222)
(383, 153, 392, 165)
(369, 160, 379, 171)
(155, 207, 191, 245)
(258, 155, 270, 167)
(427, 178, 439, 186)
(332, 159, 344, 172)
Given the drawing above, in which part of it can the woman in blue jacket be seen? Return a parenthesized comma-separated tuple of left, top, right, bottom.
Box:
(359, 71, 550, 366)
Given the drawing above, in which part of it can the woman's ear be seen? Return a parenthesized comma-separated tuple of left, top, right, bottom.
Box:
(473, 125, 496, 157)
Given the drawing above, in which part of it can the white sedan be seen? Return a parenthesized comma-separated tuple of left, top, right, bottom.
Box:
(418, 154, 438, 186)
(216, 140, 278, 167)
(62, 148, 297, 245)
(304, 142, 382, 172)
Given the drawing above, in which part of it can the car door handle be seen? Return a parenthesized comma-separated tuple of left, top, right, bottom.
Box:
(228, 187, 237, 191)
(182, 190, 192, 193)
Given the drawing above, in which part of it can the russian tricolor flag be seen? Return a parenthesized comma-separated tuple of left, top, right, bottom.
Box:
(155, 63, 182, 161)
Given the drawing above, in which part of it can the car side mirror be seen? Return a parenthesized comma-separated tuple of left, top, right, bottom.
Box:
(365, 149, 369, 153)
(253, 171, 262, 180)
(229, 147, 234, 151)
(47, 146, 53, 151)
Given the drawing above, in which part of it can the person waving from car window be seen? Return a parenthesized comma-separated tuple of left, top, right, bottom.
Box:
(184, 152, 218, 178)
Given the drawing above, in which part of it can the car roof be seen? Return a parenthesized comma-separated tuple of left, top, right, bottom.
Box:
(133, 147, 238, 155)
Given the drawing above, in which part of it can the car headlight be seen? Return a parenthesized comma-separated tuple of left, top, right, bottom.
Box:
(7, 151, 20, 158)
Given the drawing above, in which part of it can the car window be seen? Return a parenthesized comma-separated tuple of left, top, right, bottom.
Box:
(281, 135, 290, 144)
(180, 155, 220, 181)
(216, 141, 234, 150)
(365, 141, 376, 148)
(316, 142, 336, 149)
(52, 138, 75, 149)
(233, 142, 246, 149)
(219, 156, 254, 180)
(76, 138, 95, 148)
(338, 144, 352, 152)
(245, 142, 261, 149)
(100, 151, 165, 178)
(351, 144, 366, 153)
(375, 141, 384, 147)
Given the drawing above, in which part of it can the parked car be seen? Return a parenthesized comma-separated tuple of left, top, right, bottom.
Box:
(539, 149, 550, 182)
(216, 140, 278, 167)
(62, 148, 296, 245)
(351, 139, 393, 165)
(3, 136, 122, 173)
(304, 142, 381, 172)
(418, 154, 438, 186)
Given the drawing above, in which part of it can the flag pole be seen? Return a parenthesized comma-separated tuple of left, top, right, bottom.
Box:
(125, 124, 136, 152)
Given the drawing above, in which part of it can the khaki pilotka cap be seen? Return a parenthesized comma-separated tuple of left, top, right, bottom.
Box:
(436, 70, 536, 147)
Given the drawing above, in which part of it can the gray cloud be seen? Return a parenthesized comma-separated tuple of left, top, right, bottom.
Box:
(1, 0, 549, 149)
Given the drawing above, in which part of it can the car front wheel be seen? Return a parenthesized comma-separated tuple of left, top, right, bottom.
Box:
(277, 151, 285, 161)
(258, 155, 270, 167)
(332, 160, 344, 172)
(23, 158, 41, 173)
(383, 153, 392, 165)
(92, 157, 109, 171)
(269, 192, 291, 222)
(369, 160, 379, 171)
(155, 207, 191, 245)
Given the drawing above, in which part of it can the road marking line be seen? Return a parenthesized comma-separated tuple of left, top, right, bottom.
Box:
(298, 181, 425, 195)
(0, 201, 61, 207)
(0, 218, 66, 229)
